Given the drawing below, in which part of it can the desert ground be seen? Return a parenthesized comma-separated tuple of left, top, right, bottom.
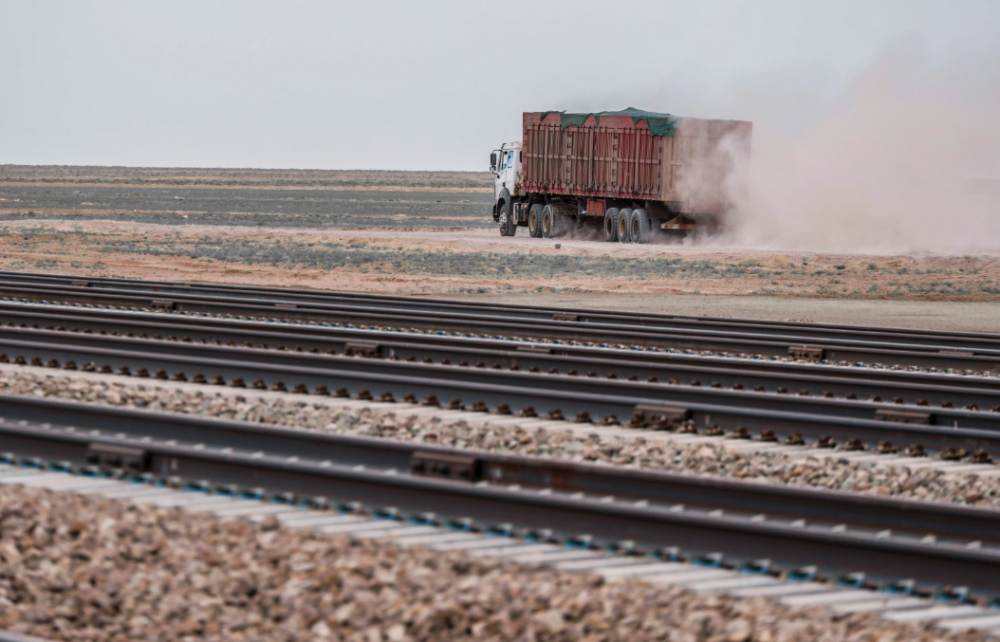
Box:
(2, 164, 999, 331)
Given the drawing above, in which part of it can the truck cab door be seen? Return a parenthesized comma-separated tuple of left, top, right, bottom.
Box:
(494, 150, 507, 202)
(503, 150, 518, 196)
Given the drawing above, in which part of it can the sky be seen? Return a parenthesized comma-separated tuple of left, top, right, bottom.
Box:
(1, 0, 998, 171)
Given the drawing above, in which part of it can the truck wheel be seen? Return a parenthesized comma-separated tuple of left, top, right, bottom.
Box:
(603, 208, 619, 242)
(498, 203, 515, 237)
(617, 208, 633, 243)
(631, 208, 650, 243)
(528, 204, 544, 238)
(541, 204, 554, 238)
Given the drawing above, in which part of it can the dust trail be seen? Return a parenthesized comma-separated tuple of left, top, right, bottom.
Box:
(711, 40, 1000, 255)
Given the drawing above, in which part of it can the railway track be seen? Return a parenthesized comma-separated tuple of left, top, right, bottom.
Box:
(4, 301, 1000, 408)
(3, 393, 1000, 601)
(4, 269, 1000, 351)
(1, 309, 1000, 458)
(1, 271, 999, 371)
(11, 468, 1000, 638)
(4, 272, 1000, 633)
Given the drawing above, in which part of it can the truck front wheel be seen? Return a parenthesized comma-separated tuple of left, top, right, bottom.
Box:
(528, 204, 544, 238)
(497, 202, 517, 237)
(603, 208, 619, 242)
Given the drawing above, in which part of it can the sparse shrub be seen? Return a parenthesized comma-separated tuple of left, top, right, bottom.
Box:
(92, 235, 757, 282)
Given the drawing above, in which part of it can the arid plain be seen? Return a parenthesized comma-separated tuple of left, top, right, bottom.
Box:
(2, 165, 999, 331)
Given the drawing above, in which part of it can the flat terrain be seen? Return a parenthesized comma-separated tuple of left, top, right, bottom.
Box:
(455, 292, 1000, 332)
(0, 180, 493, 231)
(2, 164, 999, 331)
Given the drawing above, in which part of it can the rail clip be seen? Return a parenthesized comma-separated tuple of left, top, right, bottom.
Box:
(874, 409, 933, 425)
(629, 404, 691, 430)
(150, 299, 177, 311)
(85, 443, 151, 474)
(410, 451, 482, 482)
(516, 345, 553, 355)
(788, 346, 825, 362)
(343, 341, 382, 358)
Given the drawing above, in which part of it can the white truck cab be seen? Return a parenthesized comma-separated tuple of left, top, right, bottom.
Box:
(491, 142, 522, 201)
(490, 142, 522, 235)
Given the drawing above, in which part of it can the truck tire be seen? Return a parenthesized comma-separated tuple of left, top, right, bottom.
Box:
(631, 208, 650, 243)
(528, 204, 544, 238)
(603, 208, 619, 242)
(541, 204, 555, 238)
(617, 208, 633, 243)
(498, 202, 516, 237)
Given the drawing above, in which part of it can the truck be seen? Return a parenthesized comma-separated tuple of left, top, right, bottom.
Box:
(490, 108, 752, 242)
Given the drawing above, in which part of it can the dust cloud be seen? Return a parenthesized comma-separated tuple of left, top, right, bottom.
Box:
(713, 40, 1000, 255)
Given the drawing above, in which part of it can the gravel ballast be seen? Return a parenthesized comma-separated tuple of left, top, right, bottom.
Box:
(0, 484, 992, 642)
(2, 369, 999, 508)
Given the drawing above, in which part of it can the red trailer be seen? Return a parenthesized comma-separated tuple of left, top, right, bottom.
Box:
(490, 108, 751, 242)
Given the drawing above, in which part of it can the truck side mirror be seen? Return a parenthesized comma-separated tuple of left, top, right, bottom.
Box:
(490, 152, 497, 171)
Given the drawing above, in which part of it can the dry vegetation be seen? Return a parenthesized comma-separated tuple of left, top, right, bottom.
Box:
(2, 221, 998, 300)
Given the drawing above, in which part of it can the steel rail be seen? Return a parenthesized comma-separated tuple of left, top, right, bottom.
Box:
(1, 282, 999, 372)
(2, 329, 1000, 456)
(3, 405, 1000, 597)
(7, 278, 1000, 354)
(3, 326, 999, 430)
(1, 393, 996, 544)
(5, 269, 1000, 351)
(3, 303, 1000, 410)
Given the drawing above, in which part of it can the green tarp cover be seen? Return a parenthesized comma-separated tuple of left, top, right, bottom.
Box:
(540, 107, 678, 137)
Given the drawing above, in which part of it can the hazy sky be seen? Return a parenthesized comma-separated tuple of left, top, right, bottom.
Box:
(1, 1, 997, 171)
